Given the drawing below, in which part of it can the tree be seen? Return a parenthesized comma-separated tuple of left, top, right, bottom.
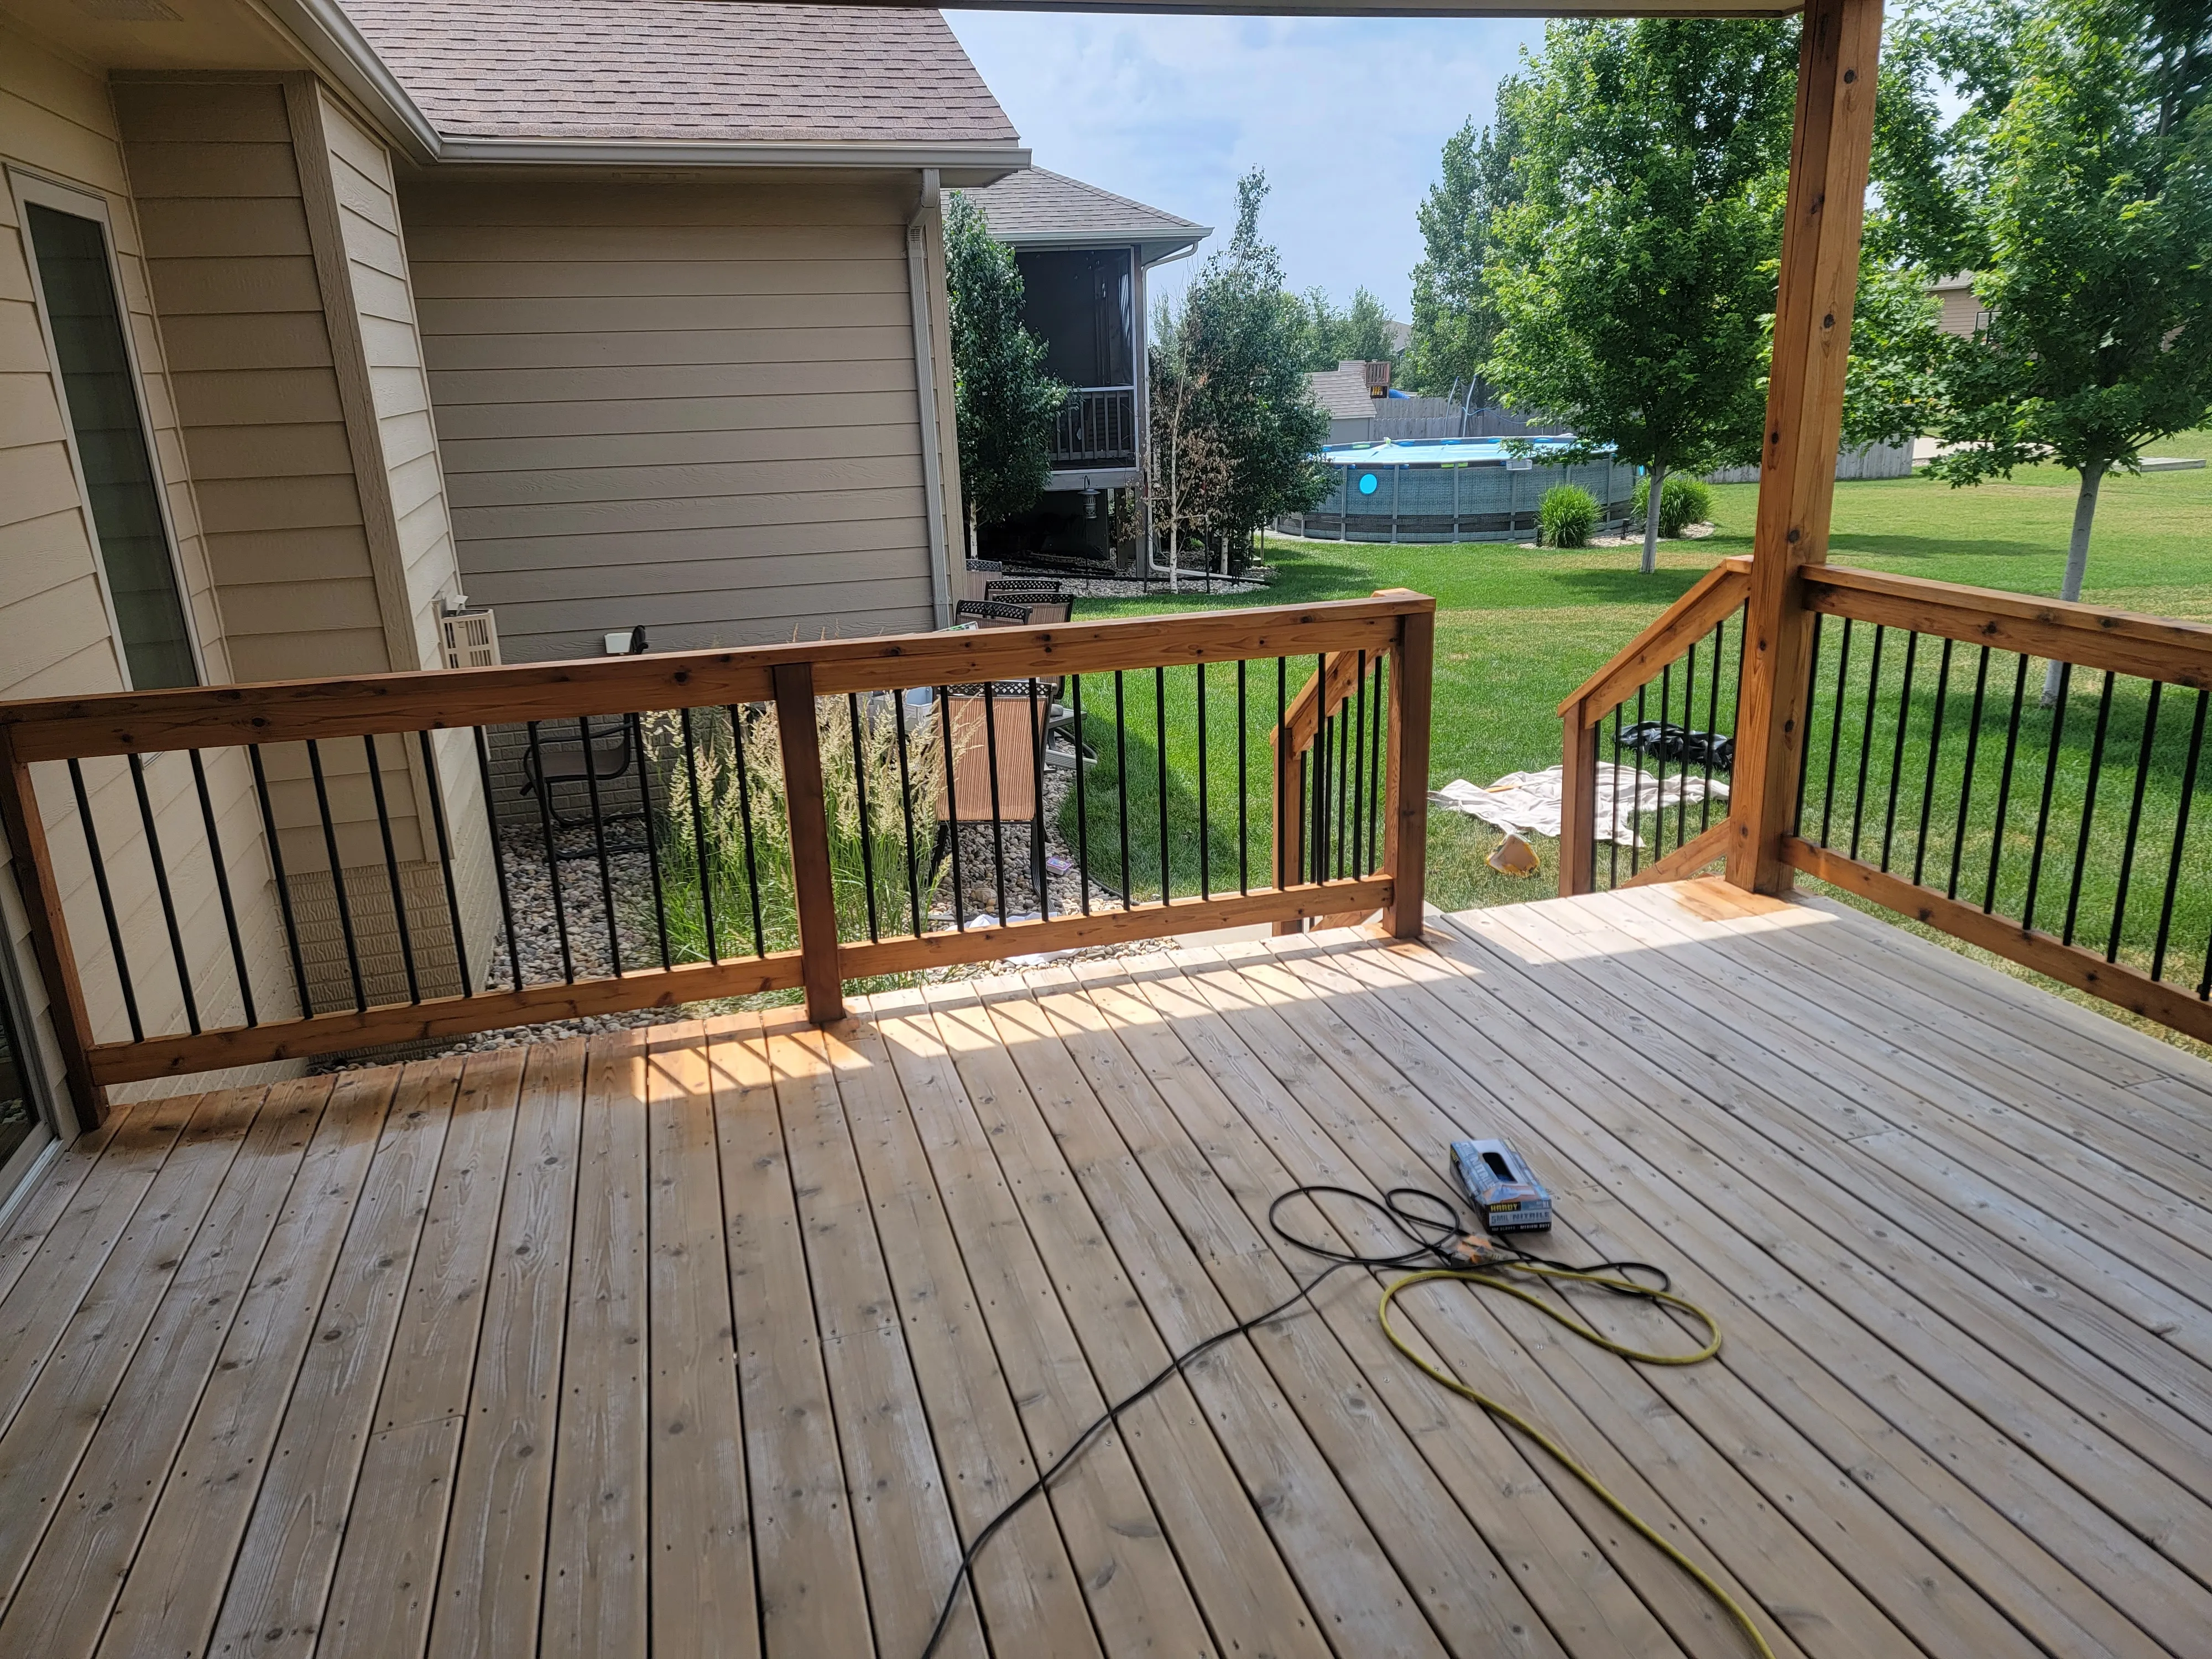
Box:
(1484, 19, 1800, 573)
(1288, 286, 1400, 372)
(1404, 107, 1523, 399)
(943, 191, 1065, 545)
(1881, 0, 2212, 700)
(1147, 170, 1330, 580)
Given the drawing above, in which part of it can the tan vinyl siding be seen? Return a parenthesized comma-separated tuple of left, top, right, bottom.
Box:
(113, 75, 490, 1021)
(3, 32, 287, 1107)
(408, 177, 939, 661)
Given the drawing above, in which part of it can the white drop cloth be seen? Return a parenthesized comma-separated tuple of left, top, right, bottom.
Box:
(1428, 763, 1726, 851)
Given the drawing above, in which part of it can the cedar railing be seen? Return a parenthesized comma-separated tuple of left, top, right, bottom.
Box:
(0, 593, 1433, 1119)
(1563, 559, 2212, 1045)
(1557, 556, 1750, 896)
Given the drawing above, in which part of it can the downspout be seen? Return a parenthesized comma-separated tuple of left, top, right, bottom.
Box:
(907, 168, 953, 629)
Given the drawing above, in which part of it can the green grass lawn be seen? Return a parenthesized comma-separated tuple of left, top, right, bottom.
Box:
(1061, 432, 2212, 1043)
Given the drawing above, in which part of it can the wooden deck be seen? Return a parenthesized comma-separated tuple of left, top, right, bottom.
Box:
(3, 878, 2211, 1659)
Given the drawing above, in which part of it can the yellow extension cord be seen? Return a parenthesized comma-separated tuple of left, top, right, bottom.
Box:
(1378, 1263, 1778, 1659)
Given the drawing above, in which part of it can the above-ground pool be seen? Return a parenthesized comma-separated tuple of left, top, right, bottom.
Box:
(1274, 437, 1639, 544)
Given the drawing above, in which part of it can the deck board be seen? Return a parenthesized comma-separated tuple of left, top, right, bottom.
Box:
(5, 879, 2212, 1658)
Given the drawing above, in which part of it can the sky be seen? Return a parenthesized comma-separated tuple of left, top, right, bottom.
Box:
(943, 13, 1549, 322)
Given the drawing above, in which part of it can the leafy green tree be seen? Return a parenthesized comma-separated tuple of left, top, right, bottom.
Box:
(1288, 286, 1401, 372)
(1484, 19, 1799, 573)
(1404, 108, 1522, 398)
(943, 190, 1065, 542)
(1881, 0, 2212, 700)
(1148, 170, 1329, 580)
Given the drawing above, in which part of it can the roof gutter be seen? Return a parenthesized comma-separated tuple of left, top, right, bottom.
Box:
(260, 0, 1028, 176)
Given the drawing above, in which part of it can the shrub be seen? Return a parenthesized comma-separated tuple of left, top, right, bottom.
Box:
(1630, 474, 1714, 538)
(1538, 484, 1599, 547)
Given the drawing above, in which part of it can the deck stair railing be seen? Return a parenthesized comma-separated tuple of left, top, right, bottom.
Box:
(1557, 556, 1751, 895)
(0, 592, 1433, 1120)
(1566, 558, 2212, 1046)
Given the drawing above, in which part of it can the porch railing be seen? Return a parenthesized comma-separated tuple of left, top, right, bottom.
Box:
(1563, 560, 2212, 1047)
(0, 593, 1432, 1118)
(1051, 385, 1138, 468)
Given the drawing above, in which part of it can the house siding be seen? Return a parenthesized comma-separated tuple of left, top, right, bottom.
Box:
(3, 35, 290, 1108)
(405, 176, 941, 661)
(114, 75, 493, 1019)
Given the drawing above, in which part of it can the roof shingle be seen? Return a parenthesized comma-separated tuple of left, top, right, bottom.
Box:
(340, 2, 1018, 144)
(971, 168, 1204, 243)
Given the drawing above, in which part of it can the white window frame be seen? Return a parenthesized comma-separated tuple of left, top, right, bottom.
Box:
(9, 166, 207, 691)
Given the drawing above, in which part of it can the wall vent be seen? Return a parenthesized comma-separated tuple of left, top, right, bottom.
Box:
(441, 608, 500, 669)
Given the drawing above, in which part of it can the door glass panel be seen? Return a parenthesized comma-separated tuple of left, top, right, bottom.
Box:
(0, 962, 38, 1172)
(25, 201, 198, 690)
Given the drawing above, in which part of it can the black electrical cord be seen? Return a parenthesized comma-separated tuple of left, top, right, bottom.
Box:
(914, 1181, 1672, 1658)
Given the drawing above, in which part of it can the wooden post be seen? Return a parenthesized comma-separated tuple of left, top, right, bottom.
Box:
(771, 662, 844, 1024)
(0, 727, 103, 1127)
(1558, 696, 1598, 896)
(1726, 0, 1885, 894)
(1382, 596, 1436, 939)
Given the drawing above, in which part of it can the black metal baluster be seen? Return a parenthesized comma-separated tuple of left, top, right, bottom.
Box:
(471, 728, 524, 992)
(417, 732, 473, 998)
(676, 707, 722, 963)
(1335, 689, 1352, 880)
(1947, 648, 1991, 900)
(362, 734, 421, 1004)
(1629, 682, 1647, 877)
(2021, 662, 2073, 933)
(1275, 656, 1288, 889)
(1072, 675, 1092, 916)
(937, 686, 967, 931)
(1027, 678, 1049, 921)
(728, 706, 768, 956)
(1154, 665, 1171, 902)
(1655, 662, 1672, 862)
(2062, 670, 2116, 947)
(2109, 680, 2162, 964)
(189, 748, 257, 1025)
(523, 721, 575, 983)
(1984, 654, 2032, 915)
(1368, 653, 1385, 873)
(576, 716, 623, 976)
(1849, 625, 1886, 862)
(1912, 637, 1954, 888)
(1115, 671, 1131, 909)
(1879, 630, 1919, 873)
(892, 692, 925, 938)
(848, 693, 880, 942)
(1819, 616, 1853, 846)
(1683, 641, 1703, 844)
(984, 680, 1010, 924)
(69, 758, 141, 1042)
(128, 753, 200, 1034)
(1311, 655, 1328, 885)
(1351, 651, 1368, 876)
(305, 738, 368, 1012)
(249, 744, 314, 1014)
(632, 714, 672, 971)
(1608, 701, 1624, 889)
(2155, 688, 2206, 983)
(1237, 659, 1249, 895)
(1707, 615, 1728, 836)
(1196, 661, 1210, 899)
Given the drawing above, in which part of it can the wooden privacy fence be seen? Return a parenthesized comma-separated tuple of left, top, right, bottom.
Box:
(0, 592, 1433, 1119)
(1562, 560, 2212, 1046)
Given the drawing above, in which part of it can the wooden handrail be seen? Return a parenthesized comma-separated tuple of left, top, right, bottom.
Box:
(1557, 558, 1751, 895)
(1801, 565, 2212, 687)
(11, 593, 1435, 1109)
(0, 597, 1417, 763)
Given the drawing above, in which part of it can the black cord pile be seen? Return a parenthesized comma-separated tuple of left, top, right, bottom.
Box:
(915, 1181, 1669, 1659)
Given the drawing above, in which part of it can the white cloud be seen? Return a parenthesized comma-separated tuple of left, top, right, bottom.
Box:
(944, 12, 1546, 319)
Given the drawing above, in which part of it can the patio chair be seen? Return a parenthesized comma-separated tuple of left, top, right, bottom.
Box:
(519, 714, 641, 830)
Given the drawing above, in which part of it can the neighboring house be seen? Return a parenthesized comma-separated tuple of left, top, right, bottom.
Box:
(971, 168, 1207, 568)
(1309, 359, 1392, 445)
(1931, 271, 1986, 338)
(0, 0, 1022, 1194)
